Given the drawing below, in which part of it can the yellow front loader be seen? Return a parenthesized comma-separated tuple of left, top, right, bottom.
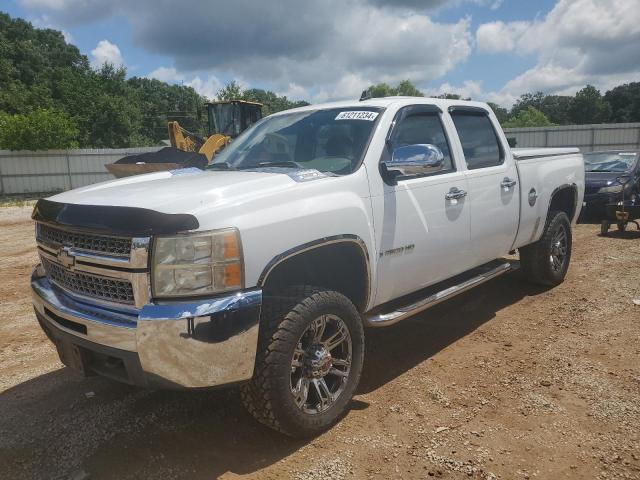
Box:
(106, 100, 262, 178)
(168, 100, 263, 162)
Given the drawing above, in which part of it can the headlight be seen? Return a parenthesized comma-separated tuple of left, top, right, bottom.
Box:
(152, 228, 243, 297)
(597, 184, 623, 194)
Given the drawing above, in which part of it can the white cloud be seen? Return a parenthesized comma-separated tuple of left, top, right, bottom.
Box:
(22, 0, 473, 102)
(276, 83, 311, 102)
(476, 21, 529, 53)
(147, 66, 185, 83)
(185, 75, 224, 100)
(90, 39, 124, 68)
(146, 67, 224, 100)
(430, 80, 484, 99)
(21, 0, 70, 9)
(31, 14, 74, 42)
(476, 0, 640, 105)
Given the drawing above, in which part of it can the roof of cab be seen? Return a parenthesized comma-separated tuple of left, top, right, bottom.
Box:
(269, 96, 493, 116)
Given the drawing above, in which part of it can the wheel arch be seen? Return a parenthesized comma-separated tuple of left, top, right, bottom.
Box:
(547, 183, 579, 222)
(257, 235, 371, 312)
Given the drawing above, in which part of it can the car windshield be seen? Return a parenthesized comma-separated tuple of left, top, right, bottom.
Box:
(208, 107, 382, 175)
(584, 152, 638, 172)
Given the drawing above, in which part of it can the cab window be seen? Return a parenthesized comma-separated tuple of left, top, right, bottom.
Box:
(387, 111, 454, 173)
(450, 111, 504, 169)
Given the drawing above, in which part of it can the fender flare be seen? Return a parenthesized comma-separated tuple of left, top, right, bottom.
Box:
(257, 234, 372, 308)
(547, 183, 579, 221)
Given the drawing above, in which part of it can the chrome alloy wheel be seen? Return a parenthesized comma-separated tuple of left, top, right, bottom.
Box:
(550, 223, 568, 272)
(290, 314, 352, 414)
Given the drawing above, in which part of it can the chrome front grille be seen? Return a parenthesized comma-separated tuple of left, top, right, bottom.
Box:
(36, 223, 151, 308)
(42, 258, 136, 305)
(38, 224, 132, 258)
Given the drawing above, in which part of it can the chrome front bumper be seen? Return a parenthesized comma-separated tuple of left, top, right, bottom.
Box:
(31, 267, 262, 389)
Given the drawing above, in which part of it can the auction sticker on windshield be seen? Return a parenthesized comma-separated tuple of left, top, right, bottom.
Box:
(335, 111, 379, 121)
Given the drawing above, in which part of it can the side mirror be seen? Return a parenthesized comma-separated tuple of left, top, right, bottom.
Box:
(381, 144, 445, 181)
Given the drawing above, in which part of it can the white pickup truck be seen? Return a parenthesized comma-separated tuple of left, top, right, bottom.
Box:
(30, 97, 584, 437)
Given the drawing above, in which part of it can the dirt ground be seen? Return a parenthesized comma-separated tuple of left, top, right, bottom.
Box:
(1, 205, 639, 480)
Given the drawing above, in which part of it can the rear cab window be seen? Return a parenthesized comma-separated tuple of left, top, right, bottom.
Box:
(449, 107, 504, 170)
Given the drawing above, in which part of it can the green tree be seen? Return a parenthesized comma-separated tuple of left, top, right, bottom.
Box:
(368, 82, 394, 98)
(394, 80, 424, 97)
(511, 92, 581, 125)
(216, 81, 244, 101)
(503, 106, 556, 128)
(215, 82, 309, 117)
(510, 92, 545, 118)
(487, 102, 510, 124)
(127, 76, 207, 143)
(604, 82, 640, 123)
(537, 95, 573, 125)
(66, 63, 146, 148)
(568, 85, 611, 124)
(0, 108, 78, 150)
(367, 80, 424, 98)
(0, 12, 89, 115)
(241, 88, 309, 116)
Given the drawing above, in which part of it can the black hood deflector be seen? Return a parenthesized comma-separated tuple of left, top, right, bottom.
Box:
(32, 199, 199, 236)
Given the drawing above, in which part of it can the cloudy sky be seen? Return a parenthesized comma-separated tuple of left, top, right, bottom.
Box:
(4, 0, 640, 107)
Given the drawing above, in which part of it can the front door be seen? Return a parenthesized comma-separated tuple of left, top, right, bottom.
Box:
(374, 105, 472, 306)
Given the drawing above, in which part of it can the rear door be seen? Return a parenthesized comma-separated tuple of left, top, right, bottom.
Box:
(449, 107, 520, 265)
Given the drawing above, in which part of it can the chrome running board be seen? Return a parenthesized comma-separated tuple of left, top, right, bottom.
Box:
(365, 261, 516, 327)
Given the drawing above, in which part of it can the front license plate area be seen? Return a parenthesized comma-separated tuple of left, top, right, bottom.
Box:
(56, 340, 92, 377)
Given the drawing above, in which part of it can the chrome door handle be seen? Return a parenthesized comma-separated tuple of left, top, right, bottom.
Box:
(501, 177, 517, 189)
(445, 187, 467, 200)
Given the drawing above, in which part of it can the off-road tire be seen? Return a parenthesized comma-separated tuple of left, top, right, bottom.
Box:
(520, 210, 572, 286)
(240, 286, 365, 438)
(601, 220, 610, 236)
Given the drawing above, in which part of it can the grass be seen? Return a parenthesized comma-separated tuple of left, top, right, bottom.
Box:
(0, 196, 39, 208)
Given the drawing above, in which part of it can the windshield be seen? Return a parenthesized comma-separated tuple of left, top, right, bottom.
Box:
(584, 152, 638, 172)
(209, 107, 382, 175)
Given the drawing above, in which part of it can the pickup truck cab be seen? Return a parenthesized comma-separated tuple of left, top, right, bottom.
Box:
(30, 97, 584, 437)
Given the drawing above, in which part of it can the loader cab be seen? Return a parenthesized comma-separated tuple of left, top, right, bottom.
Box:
(207, 100, 263, 138)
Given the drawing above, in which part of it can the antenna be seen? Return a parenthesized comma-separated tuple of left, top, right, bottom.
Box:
(359, 89, 372, 102)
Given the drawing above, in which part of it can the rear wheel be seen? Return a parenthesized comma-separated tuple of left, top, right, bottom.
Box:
(520, 211, 572, 286)
(241, 286, 364, 437)
(601, 220, 610, 236)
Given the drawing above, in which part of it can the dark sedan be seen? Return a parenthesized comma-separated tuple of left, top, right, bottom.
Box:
(581, 150, 640, 220)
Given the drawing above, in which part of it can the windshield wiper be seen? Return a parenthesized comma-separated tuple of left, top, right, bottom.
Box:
(240, 161, 303, 169)
(206, 162, 237, 170)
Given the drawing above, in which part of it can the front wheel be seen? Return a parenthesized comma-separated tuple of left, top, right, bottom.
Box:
(601, 220, 610, 236)
(241, 286, 365, 437)
(520, 211, 572, 286)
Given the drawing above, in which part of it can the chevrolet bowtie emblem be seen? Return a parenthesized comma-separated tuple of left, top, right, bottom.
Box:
(57, 247, 76, 269)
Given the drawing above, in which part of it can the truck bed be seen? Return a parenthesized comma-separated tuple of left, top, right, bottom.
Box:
(512, 147, 580, 160)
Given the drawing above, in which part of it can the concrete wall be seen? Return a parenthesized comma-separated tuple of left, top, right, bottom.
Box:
(0, 147, 161, 195)
(504, 123, 640, 152)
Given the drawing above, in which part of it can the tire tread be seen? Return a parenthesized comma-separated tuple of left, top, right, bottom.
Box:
(520, 210, 572, 286)
(241, 286, 363, 437)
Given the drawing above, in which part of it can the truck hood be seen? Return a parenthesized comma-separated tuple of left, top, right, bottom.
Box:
(585, 171, 629, 188)
(49, 168, 321, 215)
